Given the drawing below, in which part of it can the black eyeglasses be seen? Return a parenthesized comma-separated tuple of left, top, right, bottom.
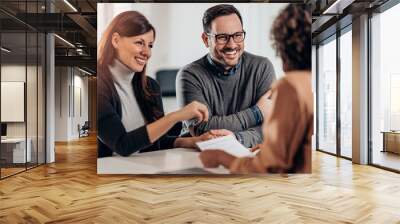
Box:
(207, 31, 246, 45)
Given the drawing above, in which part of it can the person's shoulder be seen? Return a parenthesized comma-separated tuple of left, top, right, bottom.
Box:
(177, 55, 208, 79)
(146, 76, 160, 91)
(97, 72, 113, 94)
(242, 51, 273, 66)
(269, 77, 297, 104)
(283, 70, 311, 84)
(275, 71, 313, 112)
(274, 71, 311, 94)
(242, 52, 275, 80)
(146, 76, 157, 83)
(283, 71, 312, 92)
(181, 56, 207, 72)
(273, 76, 291, 89)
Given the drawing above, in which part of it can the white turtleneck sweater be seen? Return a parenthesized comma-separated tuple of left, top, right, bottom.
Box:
(108, 59, 146, 132)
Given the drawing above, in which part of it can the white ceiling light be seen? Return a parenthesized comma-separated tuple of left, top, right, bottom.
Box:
(1, 47, 11, 53)
(63, 0, 78, 12)
(54, 34, 75, 48)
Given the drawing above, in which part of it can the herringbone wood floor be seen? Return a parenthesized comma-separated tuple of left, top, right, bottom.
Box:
(1, 135, 400, 223)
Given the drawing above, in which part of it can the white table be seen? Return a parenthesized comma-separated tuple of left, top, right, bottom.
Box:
(1, 138, 31, 163)
(97, 148, 229, 174)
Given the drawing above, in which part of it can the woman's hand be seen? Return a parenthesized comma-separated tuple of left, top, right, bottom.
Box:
(172, 101, 209, 123)
(147, 102, 208, 146)
(250, 144, 262, 152)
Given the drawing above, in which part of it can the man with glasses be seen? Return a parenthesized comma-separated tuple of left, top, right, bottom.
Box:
(176, 4, 276, 147)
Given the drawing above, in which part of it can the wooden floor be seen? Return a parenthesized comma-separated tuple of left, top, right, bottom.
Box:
(372, 151, 400, 171)
(1, 167, 26, 178)
(0, 135, 400, 223)
(1, 163, 45, 178)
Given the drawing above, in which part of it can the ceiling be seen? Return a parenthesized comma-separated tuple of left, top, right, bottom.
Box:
(0, 0, 97, 74)
(1, 0, 394, 74)
(310, 0, 391, 44)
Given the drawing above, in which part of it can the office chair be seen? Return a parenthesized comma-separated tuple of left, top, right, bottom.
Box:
(78, 121, 90, 138)
(155, 69, 180, 97)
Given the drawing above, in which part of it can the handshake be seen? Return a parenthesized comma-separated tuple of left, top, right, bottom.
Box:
(174, 89, 273, 150)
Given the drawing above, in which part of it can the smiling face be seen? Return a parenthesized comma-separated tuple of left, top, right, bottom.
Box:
(111, 30, 154, 72)
(202, 13, 244, 70)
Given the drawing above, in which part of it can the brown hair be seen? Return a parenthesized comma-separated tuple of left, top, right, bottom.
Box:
(98, 10, 155, 97)
(202, 4, 243, 33)
(271, 4, 311, 72)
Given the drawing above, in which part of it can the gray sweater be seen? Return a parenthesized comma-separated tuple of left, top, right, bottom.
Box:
(176, 51, 276, 147)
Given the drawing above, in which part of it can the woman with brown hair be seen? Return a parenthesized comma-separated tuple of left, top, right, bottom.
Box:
(98, 11, 222, 157)
(200, 4, 313, 173)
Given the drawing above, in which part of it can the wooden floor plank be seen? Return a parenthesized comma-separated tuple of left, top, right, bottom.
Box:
(0, 135, 399, 223)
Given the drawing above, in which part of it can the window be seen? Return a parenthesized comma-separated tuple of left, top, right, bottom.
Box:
(370, 2, 400, 171)
(0, 1, 47, 179)
(339, 29, 352, 158)
(317, 36, 337, 154)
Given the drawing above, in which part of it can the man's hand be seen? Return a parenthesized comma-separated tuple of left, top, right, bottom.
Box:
(208, 129, 234, 137)
(196, 129, 233, 142)
(182, 129, 234, 150)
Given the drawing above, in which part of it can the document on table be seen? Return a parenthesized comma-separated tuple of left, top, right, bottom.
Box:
(196, 135, 254, 158)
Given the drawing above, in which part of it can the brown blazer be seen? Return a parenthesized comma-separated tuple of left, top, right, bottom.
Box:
(230, 71, 313, 173)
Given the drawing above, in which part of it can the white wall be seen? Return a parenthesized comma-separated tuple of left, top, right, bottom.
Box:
(1, 65, 36, 136)
(1, 64, 46, 163)
(55, 66, 68, 141)
(54, 67, 89, 141)
(97, 3, 287, 80)
(1, 65, 26, 139)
